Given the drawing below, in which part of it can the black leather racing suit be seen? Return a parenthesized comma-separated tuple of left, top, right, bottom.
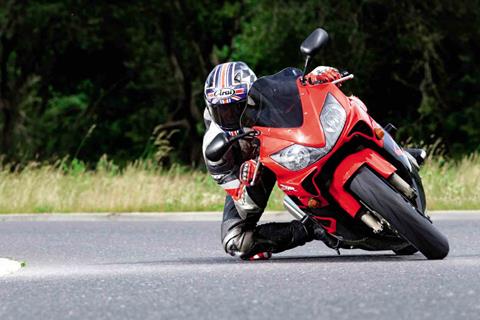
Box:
(202, 108, 315, 259)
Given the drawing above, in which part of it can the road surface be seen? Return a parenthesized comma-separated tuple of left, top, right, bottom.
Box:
(1, 212, 479, 319)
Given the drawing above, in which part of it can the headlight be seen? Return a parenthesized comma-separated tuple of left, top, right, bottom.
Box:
(271, 93, 346, 171)
(271, 144, 328, 171)
(321, 93, 346, 148)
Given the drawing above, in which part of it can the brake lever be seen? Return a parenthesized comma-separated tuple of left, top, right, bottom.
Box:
(228, 130, 259, 143)
(249, 155, 262, 187)
(332, 74, 354, 85)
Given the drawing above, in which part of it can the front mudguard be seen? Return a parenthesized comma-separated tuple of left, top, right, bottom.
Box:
(328, 149, 396, 217)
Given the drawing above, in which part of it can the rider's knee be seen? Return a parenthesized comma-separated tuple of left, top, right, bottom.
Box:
(222, 226, 255, 257)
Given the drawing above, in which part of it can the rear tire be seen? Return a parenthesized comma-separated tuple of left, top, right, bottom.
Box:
(349, 167, 449, 260)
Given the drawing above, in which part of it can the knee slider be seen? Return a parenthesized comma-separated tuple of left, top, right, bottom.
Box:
(222, 226, 254, 256)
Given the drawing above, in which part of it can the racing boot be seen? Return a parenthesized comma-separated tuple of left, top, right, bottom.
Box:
(246, 218, 342, 258)
(302, 216, 342, 250)
(224, 219, 341, 260)
(223, 220, 315, 260)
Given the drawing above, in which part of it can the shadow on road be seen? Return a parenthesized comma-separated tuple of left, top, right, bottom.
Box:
(270, 253, 427, 263)
(98, 253, 429, 267)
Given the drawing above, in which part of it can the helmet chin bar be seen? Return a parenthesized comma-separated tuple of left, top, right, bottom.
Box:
(208, 100, 247, 131)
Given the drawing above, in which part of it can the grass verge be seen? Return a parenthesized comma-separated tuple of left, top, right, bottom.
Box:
(0, 154, 478, 213)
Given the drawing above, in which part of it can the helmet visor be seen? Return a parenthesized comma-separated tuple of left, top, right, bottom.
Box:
(208, 101, 246, 130)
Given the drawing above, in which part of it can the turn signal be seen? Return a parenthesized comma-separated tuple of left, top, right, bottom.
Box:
(374, 127, 385, 140)
(308, 198, 321, 208)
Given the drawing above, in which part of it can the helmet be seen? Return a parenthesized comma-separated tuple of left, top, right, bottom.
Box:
(204, 61, 257, 130)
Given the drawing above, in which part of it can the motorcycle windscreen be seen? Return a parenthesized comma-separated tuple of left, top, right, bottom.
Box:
(242, 67, 303, 128)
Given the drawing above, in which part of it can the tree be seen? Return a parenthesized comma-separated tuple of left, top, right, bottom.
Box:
(0, 0, 478, 166)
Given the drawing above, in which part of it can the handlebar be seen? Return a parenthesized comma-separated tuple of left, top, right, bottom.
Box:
(332, 74, 354, 85)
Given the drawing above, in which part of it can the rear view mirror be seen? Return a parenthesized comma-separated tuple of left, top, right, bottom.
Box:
(300, 28, 329, 57)
(205, 133, 232, 162)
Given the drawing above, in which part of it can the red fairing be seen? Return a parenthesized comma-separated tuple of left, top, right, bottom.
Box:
(255, 81, 352, 202)
(251, 73, 398, 233)
(313, 216, 337, 233)
(329, 149, 396, 216)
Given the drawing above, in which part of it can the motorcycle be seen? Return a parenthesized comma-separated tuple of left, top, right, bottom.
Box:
(206, 28, 449, 260)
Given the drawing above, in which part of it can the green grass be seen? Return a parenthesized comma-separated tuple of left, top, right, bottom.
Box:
(0, 155, 478, 213)
(421, 154, 480, 210)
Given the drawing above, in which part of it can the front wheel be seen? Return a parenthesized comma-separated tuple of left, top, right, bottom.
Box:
(393, 245, 418, 256)
(349, 167, 449, 260)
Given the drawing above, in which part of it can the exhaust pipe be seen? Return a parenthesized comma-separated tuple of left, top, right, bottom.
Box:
(360, 212, 383, 233)
(283, 196, 307, 220)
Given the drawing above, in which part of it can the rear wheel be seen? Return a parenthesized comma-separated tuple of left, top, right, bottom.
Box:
(349, 167, 449, 260)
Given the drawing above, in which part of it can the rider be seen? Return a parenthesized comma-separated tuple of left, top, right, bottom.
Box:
(202, 61, 343, 260)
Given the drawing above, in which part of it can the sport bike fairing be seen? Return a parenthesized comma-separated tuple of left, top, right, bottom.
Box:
(235, 28, 449, 259)
(245, 67, 390, 213)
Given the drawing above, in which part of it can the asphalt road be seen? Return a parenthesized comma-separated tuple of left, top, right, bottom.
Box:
(1, 212, 479, 320)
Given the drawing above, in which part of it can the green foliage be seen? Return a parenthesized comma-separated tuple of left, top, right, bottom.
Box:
(0, 0, 478, 166)
(61, 158, 87, 176)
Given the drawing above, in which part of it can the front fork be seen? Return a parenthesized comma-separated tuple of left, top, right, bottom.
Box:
(328, 146, 428, 234)
(358, 172, 420, 234)
(337, 119, 425, 232)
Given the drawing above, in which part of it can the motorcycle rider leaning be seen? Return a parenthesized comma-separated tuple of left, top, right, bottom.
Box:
(202, 61, 343, 260)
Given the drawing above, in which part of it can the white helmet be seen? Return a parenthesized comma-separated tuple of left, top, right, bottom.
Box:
(204, 61, 257, 130)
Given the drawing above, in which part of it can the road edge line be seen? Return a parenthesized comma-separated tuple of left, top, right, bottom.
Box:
(0, 210, 479, 221)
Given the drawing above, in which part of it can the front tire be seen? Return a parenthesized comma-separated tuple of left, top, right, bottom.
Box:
(349, 167, 449, 260)
(393, 245, 418, 256)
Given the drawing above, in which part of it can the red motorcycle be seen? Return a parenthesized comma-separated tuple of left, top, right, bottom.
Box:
(206, 28, 449, 260)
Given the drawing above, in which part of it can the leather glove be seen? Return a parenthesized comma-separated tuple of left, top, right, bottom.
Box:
(239, 159, 259, 187)
(306, 66, 342, 84)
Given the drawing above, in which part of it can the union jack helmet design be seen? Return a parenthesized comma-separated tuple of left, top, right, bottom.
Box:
(204, 61, 257, 130)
